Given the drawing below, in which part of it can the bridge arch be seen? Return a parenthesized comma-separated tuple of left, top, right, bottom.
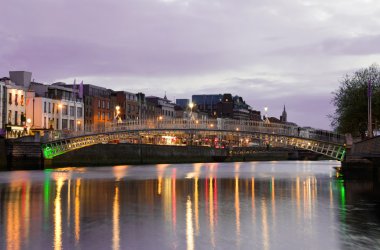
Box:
(41, 119, 346, 161)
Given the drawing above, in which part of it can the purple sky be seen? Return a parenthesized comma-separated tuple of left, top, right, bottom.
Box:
(2, 0, 380, 129)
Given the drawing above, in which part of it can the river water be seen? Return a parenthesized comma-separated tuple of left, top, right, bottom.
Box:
(0, 161, 379, 250)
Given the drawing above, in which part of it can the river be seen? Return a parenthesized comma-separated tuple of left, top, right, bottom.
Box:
(0, 161, 379, 249)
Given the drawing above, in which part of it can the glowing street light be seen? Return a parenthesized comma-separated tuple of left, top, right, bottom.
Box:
(264, 106, 270, 124)
(188, 102, 195, 119)
(115, 105, 121, 124)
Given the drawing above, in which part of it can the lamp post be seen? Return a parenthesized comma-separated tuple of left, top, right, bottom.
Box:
(264, 106, 270, 124)
(188, 102, 194, 119)
(77, 120, 81, 132)
(115, 105, 121, 125)
(26, 118, 32, 134)
(58, 103, 62, 130)
(368, 79, 373, 138)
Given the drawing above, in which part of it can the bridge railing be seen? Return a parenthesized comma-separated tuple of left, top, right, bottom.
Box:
(43, 118, 345, 144)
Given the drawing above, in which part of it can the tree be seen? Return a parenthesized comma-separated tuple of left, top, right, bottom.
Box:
(330, 64, 380, 138)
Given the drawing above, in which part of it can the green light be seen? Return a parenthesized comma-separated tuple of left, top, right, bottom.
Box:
(340, 182, 346, 205)
(337, 180, 346, 222)
(43, 170, 51, 230)
(340, 149, 346, 162)
(43, 146, 53, 159)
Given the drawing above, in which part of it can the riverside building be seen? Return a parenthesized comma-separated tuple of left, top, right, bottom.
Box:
(146, 95, 176, 119)
(0, 72, 29, 138)
(0, 80, 5, 136)
(26, 82, 84, 131)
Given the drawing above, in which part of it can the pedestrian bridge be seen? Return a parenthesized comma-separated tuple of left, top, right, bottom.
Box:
(41, 118, 346, 161)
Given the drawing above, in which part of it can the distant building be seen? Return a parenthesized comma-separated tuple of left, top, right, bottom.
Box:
(174, 105, 185, 118)
(66, 84, 113, 131)
(268, 117, 281, 123)
(216, 93, 234, 118)
(192, 93, 258, 120)
(114, 91, 138, 121)
(0, 72, 29, 138)
(192, 94, 223, 118)
(249, 109, 261, 121)
(9, 71, 32, 88)
(27, 82, 84, 131)
(280, 105, 287, 123)
(136, 92, 156, 120)
(146, 95, 176, 119)
(0, 80, 5, 136)
(232, 95, 250, 120)
(176, 99, 189, 109)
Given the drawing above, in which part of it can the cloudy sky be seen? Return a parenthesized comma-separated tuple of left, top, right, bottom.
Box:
(1, 0, 380, 129)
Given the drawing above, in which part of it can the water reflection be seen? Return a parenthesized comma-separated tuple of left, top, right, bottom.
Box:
(0, 161, 379, 249)
(113, 184, 120, 250)
(53, 173, 65, 250)
(75, 179, 81, 244)
(186, 196, 194, 250)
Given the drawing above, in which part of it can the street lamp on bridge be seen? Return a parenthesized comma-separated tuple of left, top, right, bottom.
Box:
(264, 106, 270, 124)
(188, 102, 195, 120)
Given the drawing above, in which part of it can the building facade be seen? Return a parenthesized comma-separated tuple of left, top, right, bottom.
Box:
(175, 99, 190, 109)
(0, 80, 5, 135)
(192, 94, 223, 118)
(232, 95, 250, 120)
(115, 91, 139, 121)
(27, 82, 84, 131)
(146, 96, 176, 119)
(65, 84, 113, 132)
(4, 81, 27, 138)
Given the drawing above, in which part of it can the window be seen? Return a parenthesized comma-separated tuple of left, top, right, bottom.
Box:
(8, 110, 11, 124)
(56, 118, 59, 130)
(63, 105, 68, 115)
(102, 100, 105, 109)
(98, 112, 100, 120)
(21, 95, 24, 106)
(44, 102, 47, 113)
(53, 103, 55, 113)
(69, 120, 74, 129)
(15, 94, 18, 106)
(107, 101, 110, 109)
(62, 119, 68, 129)
(98, 100, 101, 108)
(70, 106, 75, 116)
(108, 112, 111, 120)
(44, 117, 46, 128)
(102, 112, 105, 120)
(77, 107, 83, 118)
(48, 103, 51, 113)
(8, 93, 12, 105)
(14, 111, 18, 125)
(21, 112, 26, 125)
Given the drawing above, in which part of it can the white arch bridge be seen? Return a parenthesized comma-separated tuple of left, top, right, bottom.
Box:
(41, 118, 346, 161)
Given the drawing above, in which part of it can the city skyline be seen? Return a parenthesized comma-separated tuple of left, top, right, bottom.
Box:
(2, 0, 380, 129)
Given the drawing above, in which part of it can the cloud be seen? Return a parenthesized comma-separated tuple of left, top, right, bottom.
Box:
(2, 0, 380, 129)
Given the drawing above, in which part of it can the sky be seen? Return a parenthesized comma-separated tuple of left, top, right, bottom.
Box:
(1, 0, 380, 129)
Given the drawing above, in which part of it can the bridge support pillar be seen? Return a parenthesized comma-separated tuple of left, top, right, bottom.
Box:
(43, 159, 53, 169)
